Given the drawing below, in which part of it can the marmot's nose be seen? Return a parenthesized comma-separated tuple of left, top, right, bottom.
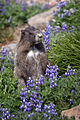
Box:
(38, 33, 43, 38)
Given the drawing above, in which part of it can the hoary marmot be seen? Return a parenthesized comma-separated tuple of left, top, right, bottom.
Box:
(14, 26, 48, 86)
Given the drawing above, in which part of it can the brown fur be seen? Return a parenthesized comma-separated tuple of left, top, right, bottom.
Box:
(14, 26, 48, 86)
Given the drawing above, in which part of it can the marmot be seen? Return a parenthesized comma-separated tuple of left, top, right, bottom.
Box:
(14, 26, 48, 86)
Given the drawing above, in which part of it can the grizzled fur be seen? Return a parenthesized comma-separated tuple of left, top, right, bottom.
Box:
(14, 26, 48, 86)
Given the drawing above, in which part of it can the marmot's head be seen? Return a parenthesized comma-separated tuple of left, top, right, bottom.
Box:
(21, 26, 43, 45)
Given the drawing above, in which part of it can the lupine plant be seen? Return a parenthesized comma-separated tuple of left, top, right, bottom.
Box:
(53, 0, 80, 30)
(52, 0, 79, 33)
(0, 107, 14, 120)
(18, 64, 80, 120)
(0, 46, 20, 119)
(45, 65, 61, 88)
(19, 76, 58, 120)
(64, 65, 75, 76)
(53, 1, 76, 18)
(42, 22, 53, 50)
(0, 46, 13, 72)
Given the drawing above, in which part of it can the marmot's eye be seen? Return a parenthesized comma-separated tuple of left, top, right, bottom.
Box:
(29, 32, 35, 38)
(21, 30, 25, 35)
(29, 32, 33, 35)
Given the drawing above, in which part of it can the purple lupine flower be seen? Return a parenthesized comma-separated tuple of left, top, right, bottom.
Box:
(45, 65, 60, 88)
(44, 113, 48, 118)
(40, 3, 50, 10)
(35, 75, 44, 86)
(0, 107, 14, 119)
(69, 25, 75, 32)
(30, 0, 33, 4)
(73, 8, 76, 12)
(35, 102, 42, 112)
(11, 114, 15, 118)
(70, 8, 76, 13)
(1, 47, 7, 56)
(58, 13, 64, 19)
(56, 0, 67, 9)
(35, 86, 40, 91)
(55, 0, 76, 19)
(20, 77, 43, 113)
(29, 0, 36, 7)
(28, 114, 31, 118)
(65, 72, 68, 76)
(8, 16, 12, 23)
(26, 77, 34, 88)
(19, 75, 58, 120)
(0, 8, 6, 15)
(63, 9, 71, 17)
(0, 3, 2, 8)
(54, 26, 60, 33)
(20, 2, 27, 12)
(19, 73, 58, 119)
(65, 65, 75, 76)
(69, 29, 73, 32)
(1, 57, 4, 60)
(68, 12, 71, 16)
(1, 66, 5, 71)
(42, 22, 53, 50)
(69, 99, 72, 104)
(72, 26, 75, 30)
(61, 22, 69, 32)
(5, 0, 10, 5)
(43, 103, 57, 119)
(71, 89, 75, 93)
(53, 11, 58, 16)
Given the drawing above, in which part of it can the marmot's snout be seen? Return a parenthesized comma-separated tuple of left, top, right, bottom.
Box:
(35, 33, 43, 44)
(38, 33, 43, 38)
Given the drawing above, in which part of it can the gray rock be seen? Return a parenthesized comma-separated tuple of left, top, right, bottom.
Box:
(61, 104, 80, 120)
(28, 6, 56, 29)
(1, 43, 17, 57)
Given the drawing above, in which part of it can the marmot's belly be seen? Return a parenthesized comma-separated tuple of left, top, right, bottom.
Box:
(26, 50, 43, 78)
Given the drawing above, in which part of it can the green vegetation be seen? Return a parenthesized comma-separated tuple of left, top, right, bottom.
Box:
(0, 0, 49, 29)
(0, 0, 80, 120)
(48, 31, 80, 74)
(48, 0, 80, 74)
(0, 0, 49, 44)
(0, 48, 80, 119)
(52, 0, 80, 30)
(0, 51, 21, 114)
